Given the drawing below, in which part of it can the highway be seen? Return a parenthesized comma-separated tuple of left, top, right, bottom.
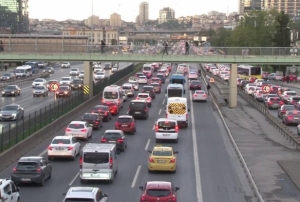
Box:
(0, 62, 131, 130)
(0, 64, 249, 202)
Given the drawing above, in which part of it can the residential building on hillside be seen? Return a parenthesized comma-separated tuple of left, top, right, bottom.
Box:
(158, 7, 175, 24)
(84, 15, 100, 27)
(239, 0, 262, 14)
(110, 13, 122, 27)
(263, 0, 300, 17)
(139, 2, 149, 23)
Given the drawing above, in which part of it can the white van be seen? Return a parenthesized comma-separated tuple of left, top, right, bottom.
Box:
(80, 143, 118, 183)
(102, 85, 124, 109)
(166, 97, 190, 128)
(142, 64, 154, 77)
(0, 178, 20, 202)
(15, 65, 32, 77)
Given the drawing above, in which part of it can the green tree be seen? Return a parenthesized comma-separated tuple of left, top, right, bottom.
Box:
(111, 39, 117, 45)
(210, 28, 232, 46)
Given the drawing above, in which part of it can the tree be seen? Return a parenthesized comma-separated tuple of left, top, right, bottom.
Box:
(111, 39, 117, 45)
(210, 28, 232, 46)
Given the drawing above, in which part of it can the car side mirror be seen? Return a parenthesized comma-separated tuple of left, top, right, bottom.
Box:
(188, 108, 190, 112)
(103, 193, 108, 197)
(175, 187, 180, 192)
(174, 151, 179, 154)
(139, 186, 144, 191)
(147, 150, 152, 153)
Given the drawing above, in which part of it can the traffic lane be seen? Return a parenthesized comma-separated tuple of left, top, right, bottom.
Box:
(0, 78, 165, 202)
(191, 91, 246, 202)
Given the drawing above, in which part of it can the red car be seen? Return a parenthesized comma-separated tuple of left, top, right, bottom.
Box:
(139, 181, 180, 202)
(115, 115, 136, 134)
(102, 102, 119, 115)
(282, 75, 297, 82)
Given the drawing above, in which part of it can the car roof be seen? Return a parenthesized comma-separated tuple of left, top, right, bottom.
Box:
(146, 181, 172, 189)
(138, 93, 150, 96)
(4, 104, 19, 107)
(195, 90, 205, 93)
(53, 136, 72, 140)
(69, 121, 86, 124)
(157, 118, 177, 123)
(118, 115, 133, 119)
(105, 130, 123, 133)
(130, 100, 147, 103)
(153, 145, 173, 151)
(66, 187, 99, 198)
(143, 86, 153, 88)
(19, 156, 43, 162)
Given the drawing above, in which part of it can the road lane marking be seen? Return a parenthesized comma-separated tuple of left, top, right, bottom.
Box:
(152, 124, 155, 130)
(131, 165, 141, 188)
(69, 172, 80, 186)
(145, 139, 150, 150)
(189, 91, 203, 202)
(38, 149, 47, 157)
(23, 104, 30, 108)
(162, 98, 165, 105)
(158, 109, 161, 115)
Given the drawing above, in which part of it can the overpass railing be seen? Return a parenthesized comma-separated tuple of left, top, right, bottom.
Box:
(0, 44, 298, 56)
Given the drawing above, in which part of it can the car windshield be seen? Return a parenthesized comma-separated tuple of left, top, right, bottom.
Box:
(292, 97, 300, 101)
(34, 79, 43, 82)
(83, 152, 109, 164)
(283, 106, 295, 110)
(97, 72, 104, 75)
(104, 133, 121, 139)
(62, 62, 68, 64)
(73, 80, 82, 84)
(2, 106, 18, 111)
(138, 94, 148, 98)
(143, 87, 153, 91)
(59, 86, 69, 91)
(15, 69, 24, 73)
(65, 199, 94, 202)
(146, 189, 171, 197)
(152, 150, 173, 156)
(62, 78, 70, 81)
(156, 75, 164, 78)
(45, 67, 51, 70)
(122, 85, 131, 89)
(157, 121, 175, 129)
(139, 76, 146, 79)
(130, 102, 145, 109)
(52, 139, 71, 144)
(80, 71, 84, 74)
(117, 118, 132, 123)
(68, 123, 84, 129)
(151, 83, 159, 86)
(103, 92, 118, 99)
(17, 161, 38, 168)
(5, 86, 16, 90)
(93, 106, 107, 111)
(287, 92, 297, 95)
(82, 114, 98, 120)
(71, 69, 77, 71)
(2, 74, 10, 76)
(35, 86, 45, 90)
(191, 81, 201, 84)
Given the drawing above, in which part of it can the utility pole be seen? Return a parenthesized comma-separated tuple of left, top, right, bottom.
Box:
(91, 0, 94, 53)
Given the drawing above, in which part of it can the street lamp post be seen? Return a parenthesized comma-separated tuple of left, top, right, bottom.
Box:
(91, 0, 94, 53)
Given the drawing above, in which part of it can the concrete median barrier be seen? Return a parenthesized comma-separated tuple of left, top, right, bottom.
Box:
(0, 63, 142, 172)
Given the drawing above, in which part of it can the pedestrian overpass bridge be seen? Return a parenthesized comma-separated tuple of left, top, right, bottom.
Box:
(1, 45, 300, 108)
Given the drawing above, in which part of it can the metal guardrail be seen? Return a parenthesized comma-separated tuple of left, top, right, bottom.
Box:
(201, 65, 300, 150)
(199, 65, 264, 202)
(0, 73, 48, 90)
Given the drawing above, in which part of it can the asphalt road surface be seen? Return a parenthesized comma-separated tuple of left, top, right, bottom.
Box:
(0, 64, 250, 202)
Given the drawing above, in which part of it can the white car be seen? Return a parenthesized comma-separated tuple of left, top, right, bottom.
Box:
(79, 71, 84, 79)
(47, 136, 80, 160)
(94, 72, 106, 80)
(70, 68, 79, 76)
(122, 90, 128, 101)
(192, 90, 208, 102)
(60, 77, 72, 85)
(188, 72, 198, 80)
(138, 76, 148, 84)
(0, 179, 20, 202)
(65, 121, 93, 140)
(61, 62, 70, 68)
(111, 65, 118, 73)
(136, 93, 152, 107)
(122, 83, 135, 97)
(155, 118, 179, 143)
(32, 78, 47, 88)
(94, 65, 102, 73)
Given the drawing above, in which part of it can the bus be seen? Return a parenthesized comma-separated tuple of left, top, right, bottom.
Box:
(237, 65, 262, 80)
(169, 74, 186, 85)
(166, 84, 184, 98)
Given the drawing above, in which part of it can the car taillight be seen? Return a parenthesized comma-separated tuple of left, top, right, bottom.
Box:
(48, 146, 52, 150)
(80, 157, 83, 169)
(141, 196, 148, 201)
(66, 128, 71, 132)
(146, 97, 151, 101)
(155, 124, 158, 132)
(117, 99, 120, 105)
(193, 94, 197, 97)
(94, 121, 99, 124)
(268, 101, 273, 105)
(80, 129, 87, 132)
(12, 167, 17, 172)
(186, 114, 188, 119)
(67, 146, 73, 151)
(175, 125, 179, 133)
(149, 157, 154, 163)
(287, 116, 293, 120)
(170, 159, 176, 163)
(101, 138, 107, 143)
(136, 97, 140, 100)
(109, 157, 113, 168)
(36, 168, 42, 172)
(280, 101, 283, 105)
(130, 122, 135, 127)
(117, 138, 124, 143)
(203, 94, 207, 97)
(115, 122, 121, 126)
(101, 99, 105, 103)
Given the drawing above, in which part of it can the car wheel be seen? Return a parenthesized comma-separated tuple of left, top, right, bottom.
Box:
(48, 171, 52, 179)
(33, 94, 35, 97)
(71, 153, 76, 161)
(39, 175, 45, 186)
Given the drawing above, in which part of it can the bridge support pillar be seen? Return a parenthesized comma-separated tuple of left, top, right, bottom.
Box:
(84, 61, 94, 98)
(229, 64, 237, 108)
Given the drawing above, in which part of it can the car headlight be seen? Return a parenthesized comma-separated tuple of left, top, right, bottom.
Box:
(2, 92, 4, 94)
(12, 113, 16, 116)
(79, 85, 81, 87)
(0, 114, 2, 116)
(11, 91, 14, 94)
(56, 92, 59, 94)
(64, 91, 67, 94)
(71, 84, 74, 86)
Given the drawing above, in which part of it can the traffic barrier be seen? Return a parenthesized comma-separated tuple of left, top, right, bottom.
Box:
(200, 64, 300, 150)
(0, 63, 143, 172)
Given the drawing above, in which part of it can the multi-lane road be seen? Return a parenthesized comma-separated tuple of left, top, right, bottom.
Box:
(0, 64, 251, 202)
(0, 62, 131, 129)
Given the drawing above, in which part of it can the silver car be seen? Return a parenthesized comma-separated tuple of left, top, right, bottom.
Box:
(0, 104, 24, 121)
(79, 71, 84, 79)
(122, 90, 128, 101)
(33, 85, 49, 97)
(94, 72, 106, 80)
(1, 73, 13, 81)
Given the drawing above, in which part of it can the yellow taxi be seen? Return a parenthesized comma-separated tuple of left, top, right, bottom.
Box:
(148, 145, 178, 173)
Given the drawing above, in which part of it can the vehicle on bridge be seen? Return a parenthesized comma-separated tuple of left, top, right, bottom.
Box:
(166, 84, 184, 98)
(237, 65, 262, 80)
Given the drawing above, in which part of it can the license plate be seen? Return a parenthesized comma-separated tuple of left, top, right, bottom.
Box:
(294, 118, 299, 119)
(163, 134, 171, 136)
(109, 141, 116, 143)
(135, 112, 141, 114)
(122, 124, 128, 127)
(73, 134, 79, 137)
(157, 160, 165, 163)
(21, 178, 31, 181)
(56, 147, 64, 150)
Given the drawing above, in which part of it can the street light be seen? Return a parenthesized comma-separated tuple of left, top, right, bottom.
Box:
(91, 0, 94, 53)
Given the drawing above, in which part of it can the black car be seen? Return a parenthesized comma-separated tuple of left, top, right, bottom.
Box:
(104, 63, 111, 69)
(81, 113, 103, 129)
(91, 105, 112, 122)
(56, 86, 71, 98)
(101, 130, 127, 151)
(189, 80, 202, 90)
(70, 79, 84, 90)
(11, 156, 52, 186)
(240, 80, 250, 89)
(2, 85, 21, 97)
(142, 86, 155, 99)
(128, 100, 149, 119)
(156, 74, 166, 83)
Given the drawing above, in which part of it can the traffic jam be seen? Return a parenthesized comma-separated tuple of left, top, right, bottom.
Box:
(204, 63, 300, 134)
(3, 62, 209, 202)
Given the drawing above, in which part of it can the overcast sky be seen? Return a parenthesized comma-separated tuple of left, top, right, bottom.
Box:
(29, 0, 238, 21)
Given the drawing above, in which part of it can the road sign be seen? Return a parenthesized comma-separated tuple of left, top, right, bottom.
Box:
(83, 85, 89, 94)
(49, 82, 59, 92)
(262, 84, 271, 93)
(209, 78, 215, 83)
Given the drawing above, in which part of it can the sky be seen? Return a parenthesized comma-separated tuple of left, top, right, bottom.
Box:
(29, 0, 238, 22)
